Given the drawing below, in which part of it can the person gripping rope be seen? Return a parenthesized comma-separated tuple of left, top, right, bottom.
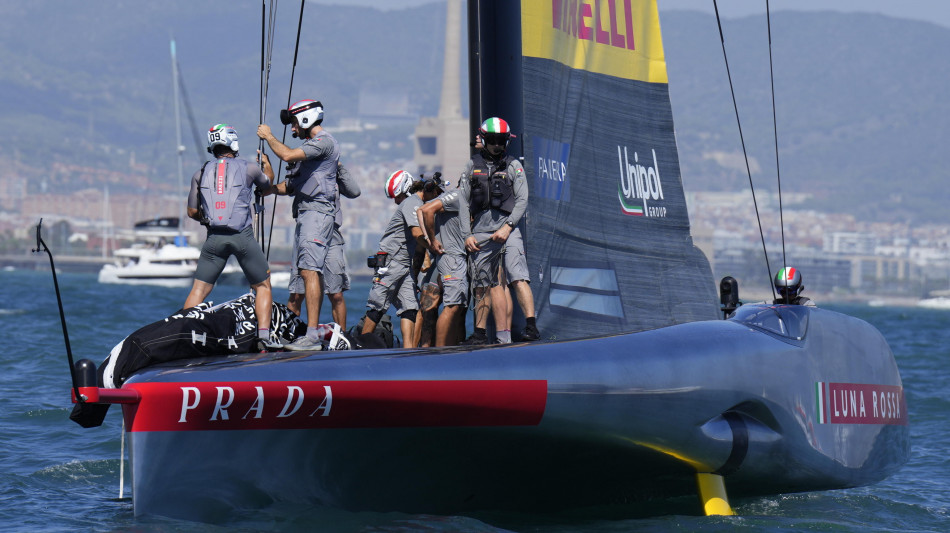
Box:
(257, 99, 341, 351)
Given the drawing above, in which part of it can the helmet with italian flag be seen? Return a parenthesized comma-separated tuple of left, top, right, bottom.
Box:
(207, 124, 239, 155)
(774, 266, 804, 298)
(384, 169, 415, 199)
(478, 117, 513, 149)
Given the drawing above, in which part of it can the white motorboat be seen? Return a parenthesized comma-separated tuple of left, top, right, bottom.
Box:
(97, 217, 240, 287)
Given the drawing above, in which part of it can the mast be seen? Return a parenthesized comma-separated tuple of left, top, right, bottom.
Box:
(170, 39, 186, 246)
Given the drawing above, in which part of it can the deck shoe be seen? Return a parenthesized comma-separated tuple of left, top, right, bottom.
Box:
(327, 324, 352, 351)
(460, 331, 489, 346)
(257, 338, 285, 352)
(284, 336, 323, 352)
(520, 324, 540, 341)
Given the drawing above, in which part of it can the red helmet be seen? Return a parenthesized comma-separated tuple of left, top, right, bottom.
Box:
(385, 170, 414, 199)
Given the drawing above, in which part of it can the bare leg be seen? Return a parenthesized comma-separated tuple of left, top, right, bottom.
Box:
(511, 280, 536, 320)
(451, 307, 466, 345)
(287, 292, 304, 316)
(400, 316, 418, 348)
(328, 292, 346, 328)
(361, 316, 378, 335)
(489, 284, 509, 341)
(415, 284, 441, 347)
(250, 278, 273, 331)
(300, 269, 324, 328)
(471, 286, 491, 330)
(184, 279, 214, 310)
(436, 304, 461, 346)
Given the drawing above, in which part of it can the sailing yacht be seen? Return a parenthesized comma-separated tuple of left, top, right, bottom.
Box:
(68, 0, 908, 521)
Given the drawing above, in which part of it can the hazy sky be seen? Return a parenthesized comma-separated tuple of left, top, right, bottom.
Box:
(313, 0, 950, 29)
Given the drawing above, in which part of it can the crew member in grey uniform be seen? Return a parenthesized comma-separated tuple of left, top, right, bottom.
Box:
(458, 117, 533, 345)
(418, 181, 468, 346)
(184, 124, 280, 350)
(257, 99, 340, 350)
(772, 267, 817, 307)
(360, 170, 439, 348)
(409, 173, 452, 347)
(287, 161, 360, 329)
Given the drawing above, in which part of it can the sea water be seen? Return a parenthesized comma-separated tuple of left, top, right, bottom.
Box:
(1, 269, 947, 532)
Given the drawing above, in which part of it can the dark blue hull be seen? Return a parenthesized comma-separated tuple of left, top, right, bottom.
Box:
(120, 305, 909, 520)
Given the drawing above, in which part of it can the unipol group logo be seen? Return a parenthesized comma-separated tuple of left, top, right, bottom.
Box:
(617, 145, 666, 217)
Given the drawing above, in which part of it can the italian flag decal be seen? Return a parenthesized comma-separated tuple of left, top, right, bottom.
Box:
(618, 186, 644, 216)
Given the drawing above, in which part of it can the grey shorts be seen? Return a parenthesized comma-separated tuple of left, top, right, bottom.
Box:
(295, 210, 334, 274)
(417, 255, 440, 289)
(366, 261, 418, 317)
(503, 227, 530, 283)
(438, 253, 469, 306)
(195, 226, 270, 285)
(289, 237, 348, 295)
(468, 232, 504, 289)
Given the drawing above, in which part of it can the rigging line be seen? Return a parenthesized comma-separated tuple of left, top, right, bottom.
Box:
(257, 0, 270, 252)
(713, 0, 776, 301)
(766, 0, 787, 277)
(176, 66, 205, 166)
(258, 0, 280, 252)
(266, 0, 307, 261)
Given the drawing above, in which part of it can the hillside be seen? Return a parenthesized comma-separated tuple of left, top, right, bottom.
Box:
(0, 2, 947, 224)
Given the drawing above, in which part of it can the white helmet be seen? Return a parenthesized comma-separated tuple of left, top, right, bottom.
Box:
(207, 124, 239, 154)
(385, 170, 414, 199)
(280, 99, 324, 130)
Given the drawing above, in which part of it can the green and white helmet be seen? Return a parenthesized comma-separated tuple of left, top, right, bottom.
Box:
(774, 267, 804, 298)
(478, 117, 512, 148)
(207, 124, 239, 154)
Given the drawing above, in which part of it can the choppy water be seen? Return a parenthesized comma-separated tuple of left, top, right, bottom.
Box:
(1, 269, 947, 532)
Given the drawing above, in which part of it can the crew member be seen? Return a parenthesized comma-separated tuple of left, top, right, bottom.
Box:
(257, 99, 340, 351)
(418, 179, 468, 346)
(184, 124, 280, 350)
(361, 170, 440, 348)
(287, 161, 360, 329)
(458, 117, 531, 345)
(773, 266, 816, 306)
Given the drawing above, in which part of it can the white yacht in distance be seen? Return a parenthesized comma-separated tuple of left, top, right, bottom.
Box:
(98, 217, 240, 288)
(98, 217, 200, 287)
(917, 296, 950, 310)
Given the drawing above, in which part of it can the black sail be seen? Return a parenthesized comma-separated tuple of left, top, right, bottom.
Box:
(471, 0, 720, 340)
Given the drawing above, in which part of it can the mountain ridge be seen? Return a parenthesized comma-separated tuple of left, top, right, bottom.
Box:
(0, 2, 946, 224)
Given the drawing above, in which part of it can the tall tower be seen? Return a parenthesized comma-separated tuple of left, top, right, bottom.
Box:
(413, 0, 470, 183)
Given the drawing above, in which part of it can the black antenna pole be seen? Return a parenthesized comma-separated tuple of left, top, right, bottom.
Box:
(766, 0, 788, 277)
(32, 219, 83, 404)
(713, 0, 776, 301)
(256, 0, 270, 253)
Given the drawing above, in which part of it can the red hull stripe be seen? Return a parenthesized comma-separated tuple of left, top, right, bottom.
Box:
(124, 380, 548, 432)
